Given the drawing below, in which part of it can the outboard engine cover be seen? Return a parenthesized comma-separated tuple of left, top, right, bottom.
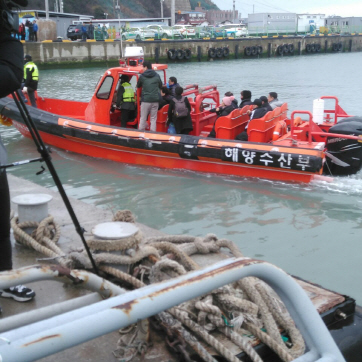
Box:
(324, 116, 362, 175)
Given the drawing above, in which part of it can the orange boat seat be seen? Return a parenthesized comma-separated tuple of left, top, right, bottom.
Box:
(247, 111, 278, 143)
(214, 106, 252, 140)
(156, 104, 169, 133)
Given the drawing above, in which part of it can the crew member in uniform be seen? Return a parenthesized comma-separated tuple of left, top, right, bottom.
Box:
(116, 75, 136, 128)
(22, 54, 39, 107)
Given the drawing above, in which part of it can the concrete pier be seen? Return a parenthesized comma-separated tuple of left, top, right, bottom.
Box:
(23, 34, 362, 66)
(3, 174, 164, 362)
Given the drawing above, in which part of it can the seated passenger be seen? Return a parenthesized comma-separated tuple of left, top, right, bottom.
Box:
(268, 92, 283, 109)
(260, 96, 273, 112)
(167, 86, 193, 135)
(159, 86, 173, 110)
(168, 76, 180, 97)
(239, 90, 253, 108)
(235, 98, 268, 141)
(225, 91, 238, 109)
(116, 75, 136, 128)
(207, 96, 235, 138)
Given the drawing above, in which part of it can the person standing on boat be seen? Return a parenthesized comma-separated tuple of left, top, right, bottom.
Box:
(116, 75, 136, 128)
(239, 90, 253, 108)
(207, 96, 235, 138)
(22, 54, 38, 108)
(167, 86, 193, 135)
(268, 92, 283, 110)
(260, 96, 273, 112)
(168, 76, 180, 97)
(137, 61, 162, 132)
(235, 98, 268, 141)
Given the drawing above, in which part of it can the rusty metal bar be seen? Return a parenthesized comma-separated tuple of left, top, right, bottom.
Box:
(0, 259, 345, 362)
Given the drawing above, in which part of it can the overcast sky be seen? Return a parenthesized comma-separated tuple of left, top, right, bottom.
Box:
(211, 0, 362, 17)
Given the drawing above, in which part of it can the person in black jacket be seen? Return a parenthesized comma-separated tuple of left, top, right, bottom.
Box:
(260, 95, 273, 112)
(168, 76, 180, 97)
(235, 98, 268, 141)
(158, 86, 173, 110)
(239, 90, 253, 108)
(207, 96, 235, 138)
(167, 86, 193, 134)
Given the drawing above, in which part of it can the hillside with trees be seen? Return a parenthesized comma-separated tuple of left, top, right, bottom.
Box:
(24, 0, 219, 19)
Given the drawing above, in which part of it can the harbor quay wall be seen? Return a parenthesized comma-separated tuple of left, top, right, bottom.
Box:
(23, 35, 362, 66)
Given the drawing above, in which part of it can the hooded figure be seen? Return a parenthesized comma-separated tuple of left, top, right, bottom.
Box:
(239, 90, 253, 108)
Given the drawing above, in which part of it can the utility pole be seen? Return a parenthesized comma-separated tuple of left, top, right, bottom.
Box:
(45, 0, 49, 19)
(171, 0, 175, 26)
(160, 0, 164, 19)
(233, 0, 235, 23)
(60, 0, 63, 13)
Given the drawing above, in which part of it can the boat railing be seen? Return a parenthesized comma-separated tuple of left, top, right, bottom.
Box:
(320, 96, 352, 124)
(182, 84, 199, 98)
(0, 259, 346, 362)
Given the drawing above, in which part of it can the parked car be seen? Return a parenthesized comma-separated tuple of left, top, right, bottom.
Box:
(219, 24, 248, 37)
(67, 24, 90, 41)
(146, 25, 182, 39)
(195, 26, 212, 38)
(121, 27, 157, 40)
(172, 25, 196, 38)
(205, 26, 227, 38)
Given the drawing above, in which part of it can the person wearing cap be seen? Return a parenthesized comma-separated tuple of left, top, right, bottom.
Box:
(268, 92, 283, 110)
(116, 75, 136, 128)
(239, 90, 253, 108)
(235, 98, 268, 141)
(22, 54, 39, 107)
(260, 95, 273, 112)
(207, 96, 235, 138)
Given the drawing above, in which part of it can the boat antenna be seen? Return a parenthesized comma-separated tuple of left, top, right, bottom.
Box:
(10, 90, 99, 275)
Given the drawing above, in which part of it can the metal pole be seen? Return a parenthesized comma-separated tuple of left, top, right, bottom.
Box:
(233, 0, 235, 23)
(171, 0, 175, 26)
(160, 0, 163, 19)
(11, 91, 99, 275)
(45, 0, 49, 20)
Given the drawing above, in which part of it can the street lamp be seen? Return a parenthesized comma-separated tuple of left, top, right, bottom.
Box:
(160, 0, 164, 19)
(104, 13, 108, 19)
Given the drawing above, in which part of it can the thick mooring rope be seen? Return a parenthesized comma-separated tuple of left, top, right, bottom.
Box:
(11, 209, 306, 362)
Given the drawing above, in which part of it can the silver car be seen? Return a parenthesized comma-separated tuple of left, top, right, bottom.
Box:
(121, 27, 157, 40)
(146, 25, 182, 39)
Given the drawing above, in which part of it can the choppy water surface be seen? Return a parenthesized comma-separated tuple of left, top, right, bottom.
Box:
(2, 52, 362, 303)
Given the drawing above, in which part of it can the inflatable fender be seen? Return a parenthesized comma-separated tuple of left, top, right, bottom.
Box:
(167, 49, 177, 60)
(184, 48, 192, 60)
(272, 120, 288, 141)
(176, 49, 185, 60)
(208, 47, 216, 58)
(332, 43, 338, 52)
(310, 44, 316, 53)
(216, 47, 223, 58)
(223, 47, 230, 57)
(338, 42, 343, 51)
(244, 46, 251, 56)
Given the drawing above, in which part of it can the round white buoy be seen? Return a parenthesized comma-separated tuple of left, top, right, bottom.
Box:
(12, 194, 53, 223)
(92, 222, 139, 240)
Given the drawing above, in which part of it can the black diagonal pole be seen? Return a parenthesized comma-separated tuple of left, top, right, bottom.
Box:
(12, 90, 99, 275)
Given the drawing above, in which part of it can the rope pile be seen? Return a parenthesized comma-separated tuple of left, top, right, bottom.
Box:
(10, 209, 306, 362)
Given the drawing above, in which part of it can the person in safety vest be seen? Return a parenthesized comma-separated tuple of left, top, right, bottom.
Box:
(116, 75, 136, 128)
(22, 54, 38, 107)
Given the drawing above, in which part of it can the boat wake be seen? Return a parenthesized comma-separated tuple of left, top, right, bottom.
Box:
(312, 172, 362, 195)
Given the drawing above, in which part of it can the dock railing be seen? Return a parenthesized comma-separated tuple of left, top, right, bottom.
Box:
(0, 259, 346, 362)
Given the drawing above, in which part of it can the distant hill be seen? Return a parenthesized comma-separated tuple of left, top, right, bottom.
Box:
(24, 0, 219, 19)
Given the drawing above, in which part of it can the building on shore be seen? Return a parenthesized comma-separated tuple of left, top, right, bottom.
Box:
(247, 12, 297, 35)
(297, 14, 325, 34)
(324, 16, 362, 34)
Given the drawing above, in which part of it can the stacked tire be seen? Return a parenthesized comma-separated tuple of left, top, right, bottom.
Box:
(306, 43, 322, 53)
(208, 47, 230, 58)
(277, 43, 294, 55)
(332, 42, 343, 52)
(244, 46, 262, 56)
(167, 48, 192, 60)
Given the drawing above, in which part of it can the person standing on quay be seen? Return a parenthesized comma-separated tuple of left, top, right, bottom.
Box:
(23, 54, 39, 107)
(32, 20, 38, 42)
(137, 61, 162, 132)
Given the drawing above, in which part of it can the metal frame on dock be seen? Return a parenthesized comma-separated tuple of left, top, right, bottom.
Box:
(0, 258, 345, 362)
